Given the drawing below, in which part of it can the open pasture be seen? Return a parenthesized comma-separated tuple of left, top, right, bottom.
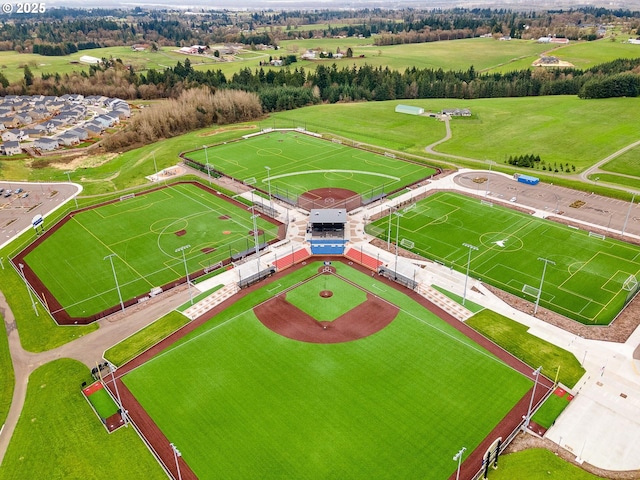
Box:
(368, 192, 640, 325)
(121, 262, 533, 480)
(20, 182, 279, 320)
(186, 131, 436, 202)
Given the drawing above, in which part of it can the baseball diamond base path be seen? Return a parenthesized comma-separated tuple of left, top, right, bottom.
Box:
(108, 257, 553, 480)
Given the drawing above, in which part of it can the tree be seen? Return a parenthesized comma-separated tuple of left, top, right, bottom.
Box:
(346, 47, 353, 58)
(23, 65, 33, 86)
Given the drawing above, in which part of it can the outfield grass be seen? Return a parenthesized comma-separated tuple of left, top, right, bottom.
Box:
(104, 311, 190, 366)
(24, 183, 278, 318)
(465, 310, 585, 388)
(368, 192, 640, 325)
(186, 131, 436, 200)
(0, 359, 165, 480)
(486, 448, 604, 480)
(123, 262, 532, 479)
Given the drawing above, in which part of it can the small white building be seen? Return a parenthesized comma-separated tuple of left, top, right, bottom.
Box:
(79, 55, 101, 65)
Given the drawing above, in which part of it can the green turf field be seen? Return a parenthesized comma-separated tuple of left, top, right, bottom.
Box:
(185, 130, 436, 201)
(123, 262, 532, 480)
(23, 183, 278, 318)
(367, 192, 640, 325)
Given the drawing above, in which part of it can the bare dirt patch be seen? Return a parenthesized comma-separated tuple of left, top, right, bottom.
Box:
(49, 152, 118, 171)
(197, 125, 258, 137)
(299, 187, 361, 211)
(254, 292, 398, 344)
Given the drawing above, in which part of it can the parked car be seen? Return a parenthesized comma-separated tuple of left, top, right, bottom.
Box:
(15, 188, 23, 194)
(21, 193, 28, 198)
(3, 191, 11, 197)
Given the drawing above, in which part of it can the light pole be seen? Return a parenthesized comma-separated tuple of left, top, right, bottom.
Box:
(108, 362, 127, 426)
(393, 210, 403, 278)
(265, 166, 273, 213)
(250, 208, 261, 271)
(170, 443, 182, 480)
(622, 193, 636, 236)
(524, 366, 543, 430)
(104, 254, 125, 312)
(453, 446, 466, 480)
(0, 256, 4, 270)
(462, 243, 478, 306)
(485, 160, 495, 197)
(153, 152, 158, 178)
(204, 145, 211, 185)
(534, 257, 555, 315)
(387, 205, 397, 251)
(175, 245, 193, 305)
(18, 263, 38, 316)
(64, 170, 78, 209)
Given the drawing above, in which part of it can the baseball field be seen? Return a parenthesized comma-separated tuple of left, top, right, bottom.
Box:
(120, 261, 537, 479)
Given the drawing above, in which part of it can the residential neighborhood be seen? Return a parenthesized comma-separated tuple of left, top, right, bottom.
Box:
(0, 94, 130, 156)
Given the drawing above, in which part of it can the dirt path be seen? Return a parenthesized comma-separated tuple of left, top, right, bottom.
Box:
(0, 285, 190, 465)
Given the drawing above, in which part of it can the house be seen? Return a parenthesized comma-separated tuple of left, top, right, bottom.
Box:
(131, 44, 147, 51)
(178, 45, 205, 55)
(68, 128, 89, 141)
(629, 38, 640, 45)
(83, 122, 104, 136)
(1, 129, 24, 142)
(95, 114, 116, 128)
(33, 137, 59, 152)
(14, 113, 33, 125)
(57, 132, 80, 146)
(0, 116, 19, 129)
(441, 108, 471, 117)
(301, 50, 317, 60)
(1, 141, 21, 156)
(23, 128, 44, 138)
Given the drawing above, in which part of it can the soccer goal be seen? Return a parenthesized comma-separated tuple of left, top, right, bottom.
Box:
(588, 231, 606, 240)
(385, 152, 397, 159)
(522, 284, 540, 298)
(624, 275, 640, 306)
(400, 238, 415, 249)
(119, 193, 135, 201)
(481, 200, 494, 207)
(332, 138, 342, 144)
(243, 177, 257, 186)
(403, 203, 417, 213)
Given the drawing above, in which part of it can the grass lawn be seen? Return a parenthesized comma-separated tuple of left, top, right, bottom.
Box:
(23, 183, 278, 318)
(270, 96, 640, 172)
(465, 310, 585, 388)
(367, 192, 640, 325)
(0, 359, 166, 480)
(486, 448, 605, 480)
(104, 310, 191, 366)
(586, 172, 640, 190)
(600, 144, 640, 177)
(0, 317, 14, 427)
(185, 130, 436, 200)
(123, 262, 532, 479)
(431, 285, 484, 313)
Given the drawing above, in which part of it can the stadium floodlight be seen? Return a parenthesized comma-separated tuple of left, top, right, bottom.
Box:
(107, 362, 127, 427)
(462, 243, 478, 306)
(104, 254, 125, 312)
(485, 160, 496, 197)
(0, 256, 4, 270)
(170, 443, 182, 480)
(64, 170, 78, 209)
(265, 166, 273, 213)
(453, 446, 466, 480)
(18, 263, 39, 316)
(203, 145, 211, 185)
(622, 193, 636, 236)
(524, 366, 543, 431)
(534, 257, 555, 314)
(387, 205, 398, 251)
(175, 245, 193, 305)
(393, 210, 403, 279)
(152, 152, 158, 177)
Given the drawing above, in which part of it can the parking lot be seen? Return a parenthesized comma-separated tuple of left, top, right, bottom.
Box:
(0, 181, 80, 250)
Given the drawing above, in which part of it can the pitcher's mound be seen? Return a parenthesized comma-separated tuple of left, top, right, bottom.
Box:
(319, 290, 333, 298)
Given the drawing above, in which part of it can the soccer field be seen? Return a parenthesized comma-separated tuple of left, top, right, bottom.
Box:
(122, 262, 532, 480)
(21, 183, 279, 320)
(185, 130, 436, 202)
(368, 192, 640, 325)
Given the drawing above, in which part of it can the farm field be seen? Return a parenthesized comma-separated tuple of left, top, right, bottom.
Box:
(186, 130, 437, 202)
(366, 192, 640, 325)
(271, 96, 640, 174)
(20, 182, 279, 319)
(122, 261, 533, 480)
